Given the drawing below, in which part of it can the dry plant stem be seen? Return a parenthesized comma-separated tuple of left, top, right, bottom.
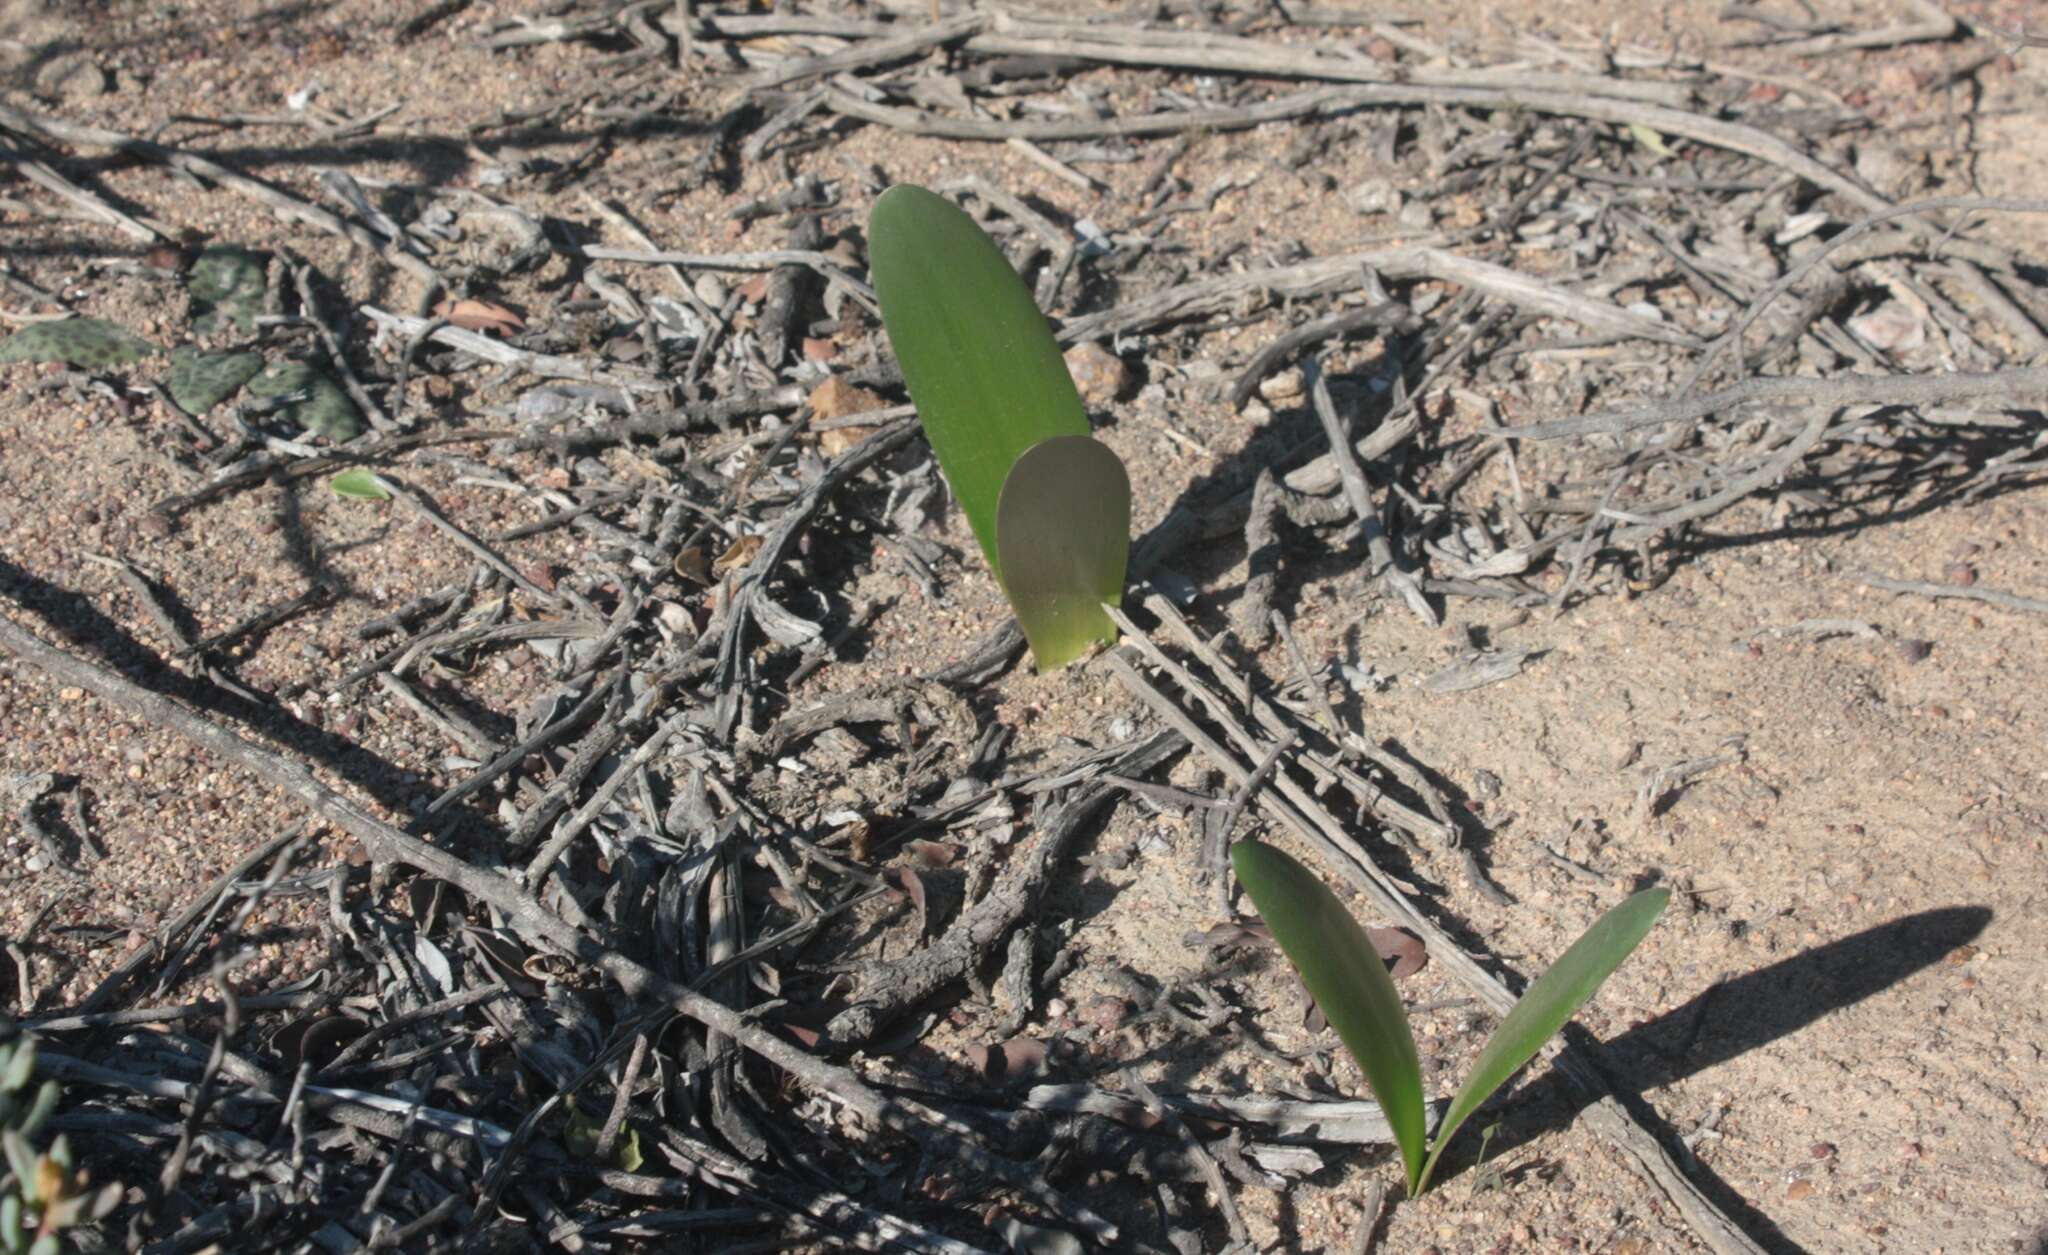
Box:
(71, 826, 307, 1014)
(825, 80, 1884, 214)
(1123, 1070, 1251, 1248)
(821, 730, 1183, 1047)
(0, 139, 166, 241)
(577, 244, 876, 307)
(359, 306, 664, 392)
(744, 10, 984, 91)
(1236, 470, 1285, 647)
(1853, 572, 2048, 616)
(151, 426, 517, 518)
(1603, 409, 1831, 550)
(1134, 595, 1450, 848)
(1678, 197, 2048, 398)
(1305, 356, 1437, 626)
(1498, 365, 2048, 442)
(375, 672, 498, 759)
(288, 260, 396, 433)
(1230, 302, 1421, 410)
(1209, 732, 1300, 913)
(0, 610, 1122, 1243)
(966, 13, 1692, 105)
(1740, 0, 1954, 56)
(1058, 240, 1691, 348)
(1101, 621, 1765, 1255)
(1934, 261, 2048, 357)
(1350, 1177, 1389, 1255)
(389, 482, 562, 606)
(0, 103, 442, 304)
(523, 710, 693, 891)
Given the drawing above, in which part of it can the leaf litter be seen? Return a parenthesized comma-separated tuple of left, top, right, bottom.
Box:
(0, 5, 2040, 1253)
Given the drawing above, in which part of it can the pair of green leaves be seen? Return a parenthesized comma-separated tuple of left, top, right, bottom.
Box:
(868, 185, 1130, 672)
(1230, 840, 1669, 1196)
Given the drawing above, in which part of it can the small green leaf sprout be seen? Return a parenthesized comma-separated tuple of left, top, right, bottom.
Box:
(328, 468, 393, 500)
(1229, 839, 1669, 1197)
(1, 1035, 122, 1254)
(868, 184, 1131, 671)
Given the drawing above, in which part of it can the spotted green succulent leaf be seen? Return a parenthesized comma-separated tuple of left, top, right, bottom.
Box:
(187, 246, 268, 334)
(0, 317, 158, 368)
(167, 347, 264, 416)
(246, 360, 361, 441)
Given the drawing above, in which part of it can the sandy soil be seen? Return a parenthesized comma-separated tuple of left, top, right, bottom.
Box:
(3, 1, 2047, 1251)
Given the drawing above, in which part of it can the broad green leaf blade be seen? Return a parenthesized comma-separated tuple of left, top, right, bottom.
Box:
(187, 245, 268, 335)
(329, 469, 392, 500)
(167, 347, 263, 416)
(1417, 886, 1670, 1193)
(869, 184, 1089, 579)
(0, 317, 157, 368)
(1231, 840, 1428, 1192)
(246, 360, 361, 441)
(995, 435, 1128, 670)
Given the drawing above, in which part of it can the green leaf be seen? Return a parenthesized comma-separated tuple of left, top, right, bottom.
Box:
(246, 360, 361, 441)
(1627, 122, 1675, 158)
(167, 347, 263, 417)
(187, 246, 268, 334)
(2, 1133, 36, 1204)
(329, 468, 392, 500)
(0, 318, 157, 369)
(17, 1083, 57, 1143)
(561, 1097, 640, 1170)
(995, 435, 1129, 670)
(868, 184, 1091, 580)
(0, 1039, 31, 1093)
(1415, 886, 1670, 1193)
(1230, 840, 1429, 1192)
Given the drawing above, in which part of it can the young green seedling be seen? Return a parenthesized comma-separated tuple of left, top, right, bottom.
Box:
(868, 184, 1130, 671)
(1230, 839, 1669, 1197)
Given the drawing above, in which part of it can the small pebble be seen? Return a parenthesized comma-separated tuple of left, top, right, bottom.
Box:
(1897, 639, 1932, 664)
(1063, 342, 1130, 408)
(1259, 367, 1304, 403)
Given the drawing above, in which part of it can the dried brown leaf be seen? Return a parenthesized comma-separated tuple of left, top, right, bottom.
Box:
(1369, 926, 1429, 980)
(433, 297, 525, 336)
(673, 545, 711, 585)
(966, 1035, 1048, 1084)
(713, 534, 764, 578)
(907, 839, 958, 868)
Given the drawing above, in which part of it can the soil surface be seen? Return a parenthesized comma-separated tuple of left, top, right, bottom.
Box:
(3, 2, 2047, 1253)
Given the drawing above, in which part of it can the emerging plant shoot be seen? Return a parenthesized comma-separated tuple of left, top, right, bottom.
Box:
(868, 184, 1130, 671)
(1231, 839, 1669, 1197)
